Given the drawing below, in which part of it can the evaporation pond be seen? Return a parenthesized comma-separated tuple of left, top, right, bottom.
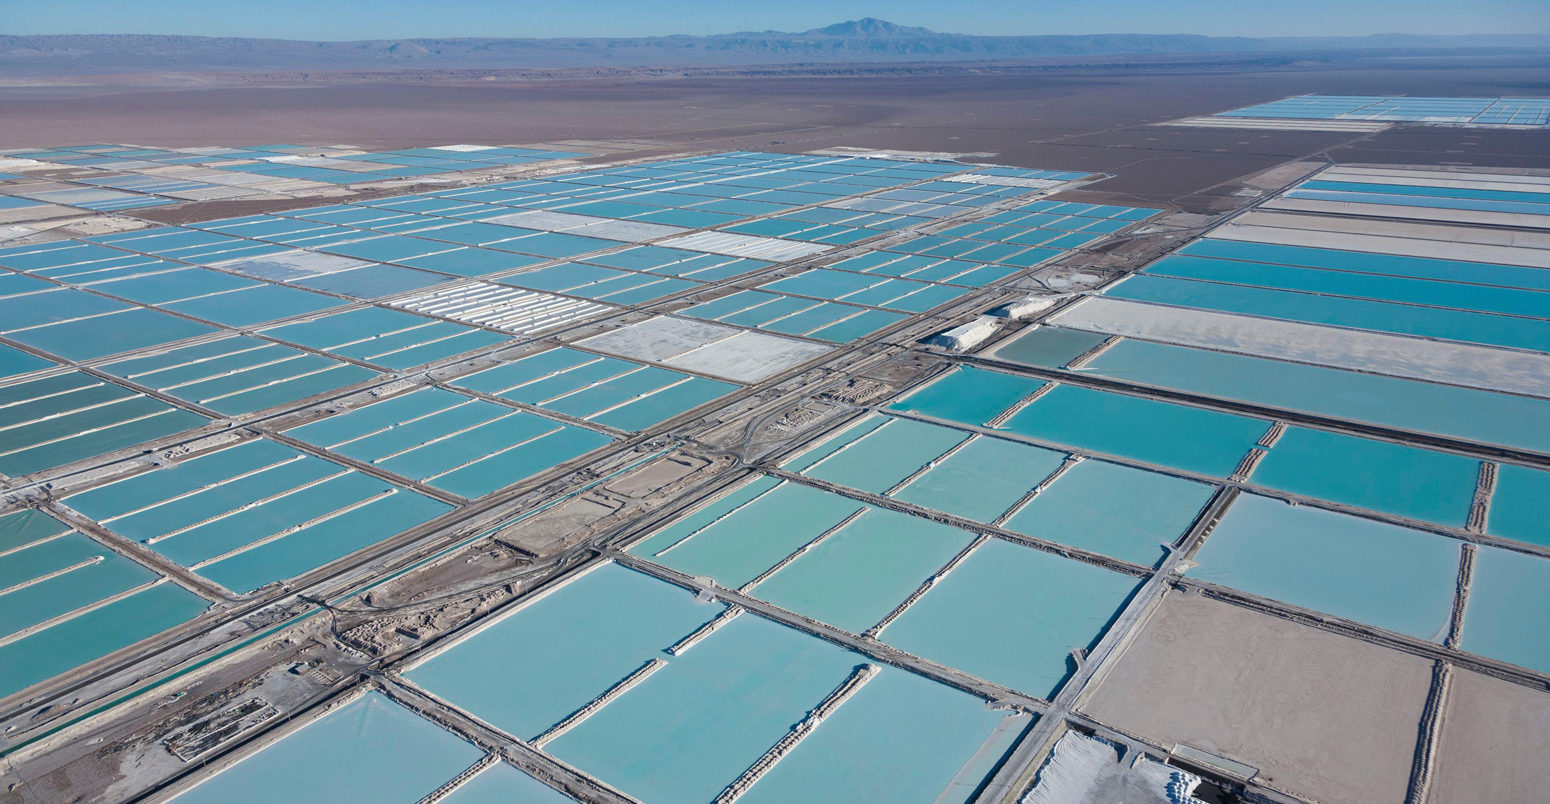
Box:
(1188, 494, 1460, 641)
(629, 481, 864, 589)
(739, 666, 1024, 804)
(1485, 464, 1550, 549)
(546, 614, 864, 804)
(798, 416, 969, 493)
(1250, 427, 1479, 527)
(1458, 547, 1550, 675)
(881, 538, 1140, 699)
(1003, 459, 1214, 566)
(892, 434, 1067, 523)
(888, 365, 1044, 426)
(173, 692, 481, 803)
(751, 507, 976, 633)
(1001, 385, 1267, 477)
(992, 326, 1110, 368)
(406, 562, 724, 740)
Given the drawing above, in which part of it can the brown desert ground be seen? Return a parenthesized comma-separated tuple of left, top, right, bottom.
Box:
(4, 56, 1549, 212)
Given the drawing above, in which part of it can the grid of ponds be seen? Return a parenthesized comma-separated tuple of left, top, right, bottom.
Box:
(1, 143, 589, 209)
(0, 507, 210, 700)
(1281, 173, 1550, 223)
(406, 561, 1030, 803)
(170, 691, 576, 803)
(897, 364, 1548, 676)
(959, 163, 1550, 682)
(62, 437, 454, 593)
(623, 473, 1142, 700)
(1216, 95, 1550, 126)
(0, 370, 208, 479)
(282, 386, 615, 500)
(0, 146, 1148, 783)
(448, 346, 738, 432)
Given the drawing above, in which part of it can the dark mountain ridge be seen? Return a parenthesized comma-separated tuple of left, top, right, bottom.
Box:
(3, 18, 1547, 76)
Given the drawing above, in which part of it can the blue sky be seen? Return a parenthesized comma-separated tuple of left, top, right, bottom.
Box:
(7, 0, 1546, 39)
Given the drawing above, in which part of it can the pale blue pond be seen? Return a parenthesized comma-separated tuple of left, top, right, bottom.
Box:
(627, 475, 783, 558)
(888, 365, 1045, 426)
(991, 326, 1110, 368)
(751, 507, 976, 633)
(1000, 385, 1266, 477)
(1189, 494, 1461, 641)
(1003, 460, 1214, 566)
(1083, 339, 1550, 453)
(65, 438, 453, 593)
(1178, 238, 1550, 292)
(894, 435, 1067, 523)
(639, 481, 864, 589)
(0, 531, 159, 637)
(1146, 255, 1550, 319)
(881, 538, 1141, 699)
(782, 415, 888, 472)
(1486, 464, 1550, 548)
(174, 692, 482, 803)
(1251, 427, 1480, 527)
(545, 614, 860, 804)
(802, 417, 970, 494)
(408, 563, 722, 740)
(1181, 239, 1550, 293)
(739, 666, 1021, 804)
(1459, 547, 1550, 675)
(0, 342, 54, 380)
(1108, 274, 1550, 354)
(0, 582, 208, 701)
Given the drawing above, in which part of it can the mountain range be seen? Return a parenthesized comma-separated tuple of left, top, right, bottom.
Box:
(3, 18, 1547, 76)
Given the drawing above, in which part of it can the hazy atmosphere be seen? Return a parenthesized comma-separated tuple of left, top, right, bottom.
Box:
(6, 0, 1548, 38)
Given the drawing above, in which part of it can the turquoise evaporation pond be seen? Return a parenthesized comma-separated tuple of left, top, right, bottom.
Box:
(797, 416, 970, 494)
(1486, 464, 1550, 548)
(0, 342, 55, 379)
(451, 347, 738, 433)
(441, 763, 576, 804)
(1003, 459, 1214, 566)
(737, 665, 1022, 804)
(284, 386, 614, 500)
(991, 326, 1110, 368)
(1082, 339, 1550, 454)
(1458, 547, 1550, 675)
(1145, 254, 1550, 320)
(1001, 385, 1267, 477)
(0, 509, 210, 699)
(629, 480, 864, 589)
(1188, 494, 1460, 641)
(894, 434, 1068, 523)
(173, 692, 482, 803)
(545, 610, 1011, 804)
(0, 371, 207, 479)
(881, 538, 1141, 699)
(1108, 273, 1550, 354)
(407, 563, 723, 741)
(65, 438, 453, 593)
(545, 613, 857, 803)
(1179, 239, 1550, 293)
(1250, 427, 1481, 527)
(784, 413, 1072, 524)
(751, 507, 976, 633)
(887, 365, 1045, 426)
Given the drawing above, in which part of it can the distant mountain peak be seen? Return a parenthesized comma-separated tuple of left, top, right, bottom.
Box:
(806, 18, 936, 37)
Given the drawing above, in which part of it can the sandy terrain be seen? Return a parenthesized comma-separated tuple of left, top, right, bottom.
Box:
(4, 60, 1547, 212)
